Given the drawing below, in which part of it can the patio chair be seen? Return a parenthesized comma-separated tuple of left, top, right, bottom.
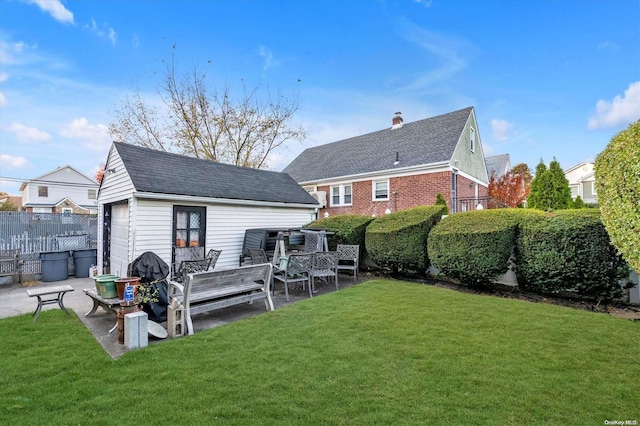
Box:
(248, 248, 270, 265)
(336, 244, 359, 281)
(205, 249, 222, 270)
(311, 251, 339, 293)
(175, 258, 211, 283)
(273, 253, 314, 301)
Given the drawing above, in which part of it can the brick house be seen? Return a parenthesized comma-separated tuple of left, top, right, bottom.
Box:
(283, 107, 490, 216)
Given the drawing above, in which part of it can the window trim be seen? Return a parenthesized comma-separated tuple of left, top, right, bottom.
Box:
(372, 179, 389, 201)
(469, 127, 476, 153)
(330, 184, 353, 207)
(88, 189, 97, 200)
(172, 205, 206, 248)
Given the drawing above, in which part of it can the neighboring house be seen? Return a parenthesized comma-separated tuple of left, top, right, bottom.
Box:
(565, 162, 597, 204)
(97, 142, 319, 275)
(485, 154, 511, 179)
(283, 107, 489, 215)
(19, 165, 99, 214)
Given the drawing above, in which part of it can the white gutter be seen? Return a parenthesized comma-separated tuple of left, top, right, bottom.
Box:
(132, 191, 318, 209)
(300, 161, 451, 186)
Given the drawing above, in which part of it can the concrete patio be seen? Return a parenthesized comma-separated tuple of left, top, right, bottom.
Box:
(0, 272, 364, 359)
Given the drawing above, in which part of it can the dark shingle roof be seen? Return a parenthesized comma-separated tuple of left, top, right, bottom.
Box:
(113, 142, 317, 205)
(283, 107, 473, 183)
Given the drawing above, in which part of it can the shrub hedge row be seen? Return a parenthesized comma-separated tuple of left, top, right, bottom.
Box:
(365, 206, 445, 273)
(304, 214, 375, 259)
(516, 209, 627, 300)
(428, 209, 543, 286)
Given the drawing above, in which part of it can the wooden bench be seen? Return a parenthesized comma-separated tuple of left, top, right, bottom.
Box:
(26, 284, 74, 323)
(168, 263, 274, 336)
(83, 288, 123, 333)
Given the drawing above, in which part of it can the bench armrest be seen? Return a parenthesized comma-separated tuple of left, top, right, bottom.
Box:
(168, 280, 185, 297)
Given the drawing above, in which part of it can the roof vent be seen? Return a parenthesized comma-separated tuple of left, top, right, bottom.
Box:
(392, 112, 403, 129)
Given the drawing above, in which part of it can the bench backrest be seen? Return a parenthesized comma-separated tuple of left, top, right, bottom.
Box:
(184, 263, 273, 301)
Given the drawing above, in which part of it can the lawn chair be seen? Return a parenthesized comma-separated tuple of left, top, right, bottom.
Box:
(273, 253, 314, 301)
(248, 248, 270, 265)
(205, 249, 222, 271)
(311, 251, 339, 293)
(336, 244, 359, 281)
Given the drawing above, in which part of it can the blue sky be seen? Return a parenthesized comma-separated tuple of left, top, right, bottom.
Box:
(1, 0, 638, 194)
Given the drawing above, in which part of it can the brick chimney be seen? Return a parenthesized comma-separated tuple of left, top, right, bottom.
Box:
(392, 112, 403, 129)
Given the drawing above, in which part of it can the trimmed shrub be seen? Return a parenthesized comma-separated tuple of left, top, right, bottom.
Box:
(572, 195, 585, 209)
(595, 119, 640, 273)
(304, 214, 374, 258)
(515, 209, 627, 300)
(365, 206, 445, 273)
(428, 209, 543, 286)
(435, 192, 449, 215)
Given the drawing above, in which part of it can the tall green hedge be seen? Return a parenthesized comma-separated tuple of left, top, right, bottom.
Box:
(594, 120, 640, 273)
(428, 209, 543, 285)
(365, 206, 445, 273)
(515, 209, 627, 300)
(305, 214, 375, 257)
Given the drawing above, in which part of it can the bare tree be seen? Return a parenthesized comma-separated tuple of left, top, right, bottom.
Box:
(109, 53, 305, 169)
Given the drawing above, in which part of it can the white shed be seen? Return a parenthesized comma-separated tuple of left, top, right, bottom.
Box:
(97, 142, 319, 276)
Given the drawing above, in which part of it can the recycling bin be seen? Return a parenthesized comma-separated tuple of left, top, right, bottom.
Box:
(72, 249, 97, 278)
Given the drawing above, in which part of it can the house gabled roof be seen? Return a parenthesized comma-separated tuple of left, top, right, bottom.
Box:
(112, 142, 318, 206)
(282, 107, 474, 183)
(19, 165, 98, 191)
(485, 154, 511, 179)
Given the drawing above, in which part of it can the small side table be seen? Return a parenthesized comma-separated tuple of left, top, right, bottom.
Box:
(26, 285, 75, 323)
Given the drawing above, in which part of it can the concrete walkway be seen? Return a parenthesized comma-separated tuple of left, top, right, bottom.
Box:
(0, 272, 362, 359)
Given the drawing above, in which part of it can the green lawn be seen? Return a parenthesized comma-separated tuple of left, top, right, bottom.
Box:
(1, 279, 638, 425)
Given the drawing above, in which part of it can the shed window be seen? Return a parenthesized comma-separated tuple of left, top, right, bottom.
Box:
(173, 206, 206, 248)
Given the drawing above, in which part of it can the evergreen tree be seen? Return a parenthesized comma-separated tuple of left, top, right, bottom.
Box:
(526, 159, 547, 209)
(573, 195, 585, 209)
(527, 158, 573, 211)
(548, 158, 573, 209)
(434, 192, 449, 215)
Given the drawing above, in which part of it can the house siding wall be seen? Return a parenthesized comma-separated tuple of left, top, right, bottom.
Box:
(21, 167, 99, 211)
(450, 113, 490, 184)
(317, 171, 489, 216)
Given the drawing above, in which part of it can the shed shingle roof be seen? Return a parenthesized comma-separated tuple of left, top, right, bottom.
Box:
(283, 107, 473, 183)
(113, 142, 317, 205)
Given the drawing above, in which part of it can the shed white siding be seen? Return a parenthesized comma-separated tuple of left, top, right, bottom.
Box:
(130, 198, 316, 271)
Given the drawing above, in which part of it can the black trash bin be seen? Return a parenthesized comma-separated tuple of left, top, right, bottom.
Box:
(40, 250, 70, 282)
(72, 249, 97, 278)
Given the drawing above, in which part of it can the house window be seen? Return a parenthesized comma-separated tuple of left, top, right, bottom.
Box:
(88, 189, 97, 200)
(470, 127, 476, 153)
(373, 180, 389, 200)
(330, 184, 352, 206)
(38, 186, 48, 197)
(173, 206, 206, 248)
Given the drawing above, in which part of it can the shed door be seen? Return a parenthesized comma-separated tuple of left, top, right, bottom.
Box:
(110, 203, 129, 276)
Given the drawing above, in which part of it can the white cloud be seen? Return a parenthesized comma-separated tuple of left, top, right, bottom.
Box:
(0, 154, 29, 169)
(23, 0, 74, 24)
(84, 19, 117, 46)
(0, 92, 5, 107)
(396, 20, 476, 92)
(9, 123, 51, 142)
(258, 46, 279, 71)
(0, 39, 38, 65)
(490, 118, 514, 142)
(588, 81, 640, 130)
(414, 0, 433, 7)
(482, 143, 494, 156)
(597, 41, 619, 50)
(0, 72, 7, 82)
(59, 117, 112, 151)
